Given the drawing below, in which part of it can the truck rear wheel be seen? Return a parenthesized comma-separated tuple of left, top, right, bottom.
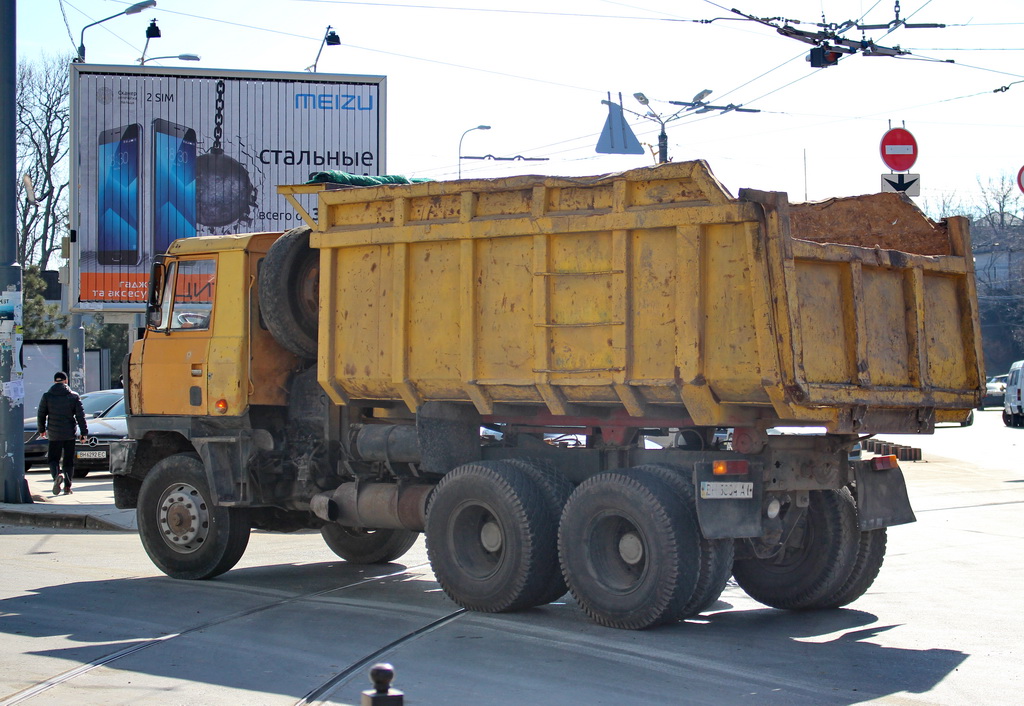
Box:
(425, 461, 558, 612)
(732, 488, 858, 610)
(631, 464, 734, 617)
(814, 528, 887, 608)
(558, 469, 701, 629)
(321, 524, 418, 564)
(137, 453, 251, 580)
(502, 458, 574, 604)
(258, 225, 318, 360)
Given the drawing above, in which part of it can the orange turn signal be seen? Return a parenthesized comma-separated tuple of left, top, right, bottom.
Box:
(215, 399, 229, 414)
(713, 460, 749, 476)
(872, 455, 898, 470)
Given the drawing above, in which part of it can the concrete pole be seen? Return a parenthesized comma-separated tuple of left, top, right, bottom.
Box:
(0, 0, 30, 503)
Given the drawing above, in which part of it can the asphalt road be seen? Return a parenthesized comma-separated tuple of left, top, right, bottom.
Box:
(1, 412, 1021, 705)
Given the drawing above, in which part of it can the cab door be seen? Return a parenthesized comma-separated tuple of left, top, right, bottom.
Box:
(138, 257, 217, 416)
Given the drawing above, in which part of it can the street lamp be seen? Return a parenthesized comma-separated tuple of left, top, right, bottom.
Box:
(306, 25, 341, 72)
(458, 125, 491, 179)
(76, 0, 157, 62)
(141, 53, 200, 65)
(139, 18, 161, 64)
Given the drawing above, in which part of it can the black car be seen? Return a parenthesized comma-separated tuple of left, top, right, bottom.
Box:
(24, 389, 125, 477)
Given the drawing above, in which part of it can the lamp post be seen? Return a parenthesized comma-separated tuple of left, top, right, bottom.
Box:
(307, 26, 341, 72)
(633, 92, 670, 164)
(458, 125, 491, 179)
(141, 53, 200, 65)
(0, 0, 29, 502)
(76, 0, 157, 62)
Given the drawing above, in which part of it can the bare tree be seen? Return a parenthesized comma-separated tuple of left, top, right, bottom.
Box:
(16, 54, 71, 271)
(974, 173, 1024, 240)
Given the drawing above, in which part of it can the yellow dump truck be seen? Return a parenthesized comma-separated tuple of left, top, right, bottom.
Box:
(112, 161, 983, 629)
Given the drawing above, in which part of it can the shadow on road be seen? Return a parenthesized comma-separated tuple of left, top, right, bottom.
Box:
(0, 560, 968, 705)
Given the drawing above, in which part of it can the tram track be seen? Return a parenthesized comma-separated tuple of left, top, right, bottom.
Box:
(0, 561, 461, 705)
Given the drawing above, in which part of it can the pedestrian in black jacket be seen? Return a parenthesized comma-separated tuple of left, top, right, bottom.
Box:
(37, 372, 88, 496)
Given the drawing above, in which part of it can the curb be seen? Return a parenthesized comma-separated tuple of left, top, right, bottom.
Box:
(0, 509, 132, 532)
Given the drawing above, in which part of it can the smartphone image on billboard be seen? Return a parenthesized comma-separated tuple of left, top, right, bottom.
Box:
(152, 118, 197, 254)
(97, 123, 141, 266)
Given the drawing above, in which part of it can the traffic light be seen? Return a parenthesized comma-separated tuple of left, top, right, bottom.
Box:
(810, 46, 842, 68)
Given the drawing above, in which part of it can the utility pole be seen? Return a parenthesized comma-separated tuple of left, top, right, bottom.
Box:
(0, 0, 29, 503)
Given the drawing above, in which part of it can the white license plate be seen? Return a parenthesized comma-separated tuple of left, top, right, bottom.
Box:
(76, 450, 107, 459)
(700, 481, 753, 499)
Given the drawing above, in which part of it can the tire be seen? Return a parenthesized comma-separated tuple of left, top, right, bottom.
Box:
(732, 488, 858, 610)
(137, 453, 251, 580)
(502, 458, 574, 604)
(815, 528, 887, 608)
(72, 468, 91, 479)
(633, 464, 734, 617)
(1004, 410, 1014, 427)
(258, 225, 318, 360)
(425, 461, 558, 613)
(558, 469, 701, 629)
(321, 524, 418, 564)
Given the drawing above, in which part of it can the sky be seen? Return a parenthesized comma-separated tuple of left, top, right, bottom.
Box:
(14, 0, 1024, 212)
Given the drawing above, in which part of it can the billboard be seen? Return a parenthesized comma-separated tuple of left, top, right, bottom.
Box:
(69, 64, 386, 311)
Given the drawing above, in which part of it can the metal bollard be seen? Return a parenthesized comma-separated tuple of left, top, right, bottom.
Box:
(361, 663, 403, 706)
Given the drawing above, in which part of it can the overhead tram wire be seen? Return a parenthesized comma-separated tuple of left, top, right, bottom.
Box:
(62, 0, 147, 57)
(291, 0, 709, 23)
(57, 0, 78, 49)
(136, 2, 1024, 179)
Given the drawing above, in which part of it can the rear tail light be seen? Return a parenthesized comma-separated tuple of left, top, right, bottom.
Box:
(713, 460, 749, 476)
(873, 455, 899, 470)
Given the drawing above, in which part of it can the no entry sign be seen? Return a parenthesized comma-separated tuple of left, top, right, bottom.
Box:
(880, 128, 918, 171)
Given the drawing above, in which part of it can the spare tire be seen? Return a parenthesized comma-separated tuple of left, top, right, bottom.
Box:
(259, 225, 318, 360)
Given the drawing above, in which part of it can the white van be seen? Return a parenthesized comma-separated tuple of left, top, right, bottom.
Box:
(1004, 360, 1024, 427)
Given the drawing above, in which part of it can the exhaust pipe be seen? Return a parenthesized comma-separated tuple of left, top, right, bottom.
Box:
(311, 481, 431, 532)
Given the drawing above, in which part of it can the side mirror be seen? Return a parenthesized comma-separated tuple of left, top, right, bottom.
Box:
(146, 261, 165, 329)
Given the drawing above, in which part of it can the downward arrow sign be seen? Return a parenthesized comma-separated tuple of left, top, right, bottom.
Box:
(884, 174, 919, 192)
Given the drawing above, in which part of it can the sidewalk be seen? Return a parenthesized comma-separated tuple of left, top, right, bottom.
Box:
(0, 467, 136, 532)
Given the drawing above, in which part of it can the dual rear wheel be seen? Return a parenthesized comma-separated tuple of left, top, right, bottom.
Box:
(424, 461, 735, 629)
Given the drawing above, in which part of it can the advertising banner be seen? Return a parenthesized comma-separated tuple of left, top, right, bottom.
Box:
(69, 65, 386, 310)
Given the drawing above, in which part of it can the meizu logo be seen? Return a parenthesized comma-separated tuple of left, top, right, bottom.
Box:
(294, 94, 374, 110)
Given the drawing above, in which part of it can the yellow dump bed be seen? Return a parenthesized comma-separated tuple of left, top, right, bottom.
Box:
(280, 161, 983, 434)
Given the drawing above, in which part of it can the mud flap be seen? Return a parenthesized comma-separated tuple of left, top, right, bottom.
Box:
(109, 439, 137, 476)
(416, 402, 481, 474)
(853, 461, 916, 530)
(195, 433, 256, 506)
(693, 462, 763, 539)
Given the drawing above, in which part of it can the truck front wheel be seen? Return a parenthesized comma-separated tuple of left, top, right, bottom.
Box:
(321, 524, 418, 564)
(732, 488, 858, 610)
(137, 453, 251, 580)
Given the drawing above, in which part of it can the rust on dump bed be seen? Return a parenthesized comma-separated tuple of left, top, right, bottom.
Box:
(788, 191, 951, 256)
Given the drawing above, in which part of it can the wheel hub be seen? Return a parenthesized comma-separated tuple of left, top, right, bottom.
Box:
(480, 520, 503, 552)
(158, 483, 210, 554)
(618, 531, 644, 565)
